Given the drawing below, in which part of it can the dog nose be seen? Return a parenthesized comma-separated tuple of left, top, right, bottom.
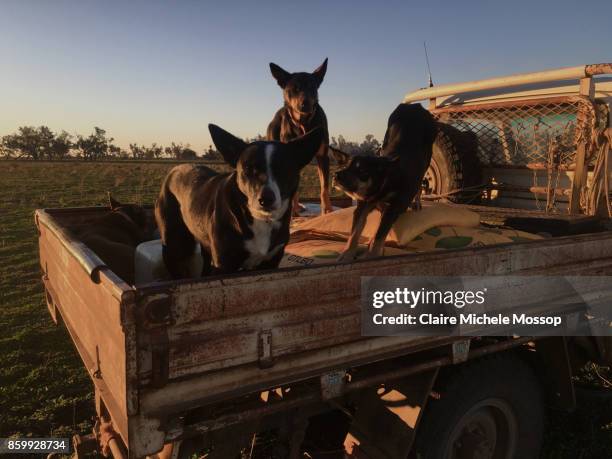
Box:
(258, 187, 276, 210)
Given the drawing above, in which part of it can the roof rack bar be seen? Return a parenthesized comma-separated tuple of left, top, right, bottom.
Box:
(404, 63, 612, 103)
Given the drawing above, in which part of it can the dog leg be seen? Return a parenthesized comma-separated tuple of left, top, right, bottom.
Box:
(200, 245, 213, 277)
(156, 190, 198, 279)
(256, 246, 286, 271)
(316, 144, 333, 214)
(338, 201, 375, 262)
(411, 186, 423, 211)
(365, 199, 411, 259)
(292, 192, 302, 217)
(211, 247, 246, 276)
(162, 240, 197, 279)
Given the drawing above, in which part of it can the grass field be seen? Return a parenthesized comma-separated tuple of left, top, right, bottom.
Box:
(0, 160, 610, 457)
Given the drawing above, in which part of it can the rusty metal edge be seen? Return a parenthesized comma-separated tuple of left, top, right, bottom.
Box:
(134, 228, 612, 295)
(35, 208, 133, 293)
(585, 63, 612, 77)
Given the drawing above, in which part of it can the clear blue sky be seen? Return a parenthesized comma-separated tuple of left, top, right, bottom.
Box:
(1, 0, 610, 151)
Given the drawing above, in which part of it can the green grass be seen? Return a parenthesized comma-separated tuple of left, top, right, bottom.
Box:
(0, 161, 182, 439)
(0, 161, 610, 457)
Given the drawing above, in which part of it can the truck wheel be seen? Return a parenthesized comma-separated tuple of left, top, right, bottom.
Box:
(425, 124, 482, 204)
(414, 354, 544, 459)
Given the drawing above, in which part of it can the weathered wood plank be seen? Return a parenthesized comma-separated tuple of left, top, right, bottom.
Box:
(133, 231, 612, 384)
(38, 220, 131, 443)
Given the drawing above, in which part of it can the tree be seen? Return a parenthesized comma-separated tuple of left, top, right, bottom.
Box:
(244, 133, 266, 143)
(179, 148, 198, 160)
(129, 143, 145, 159)
(36, 126, 56, 160)
(358, 134, 381, 156)
(330, 134, 359, 155)
(202, 144, 222, 161)
(0, 126, 74, 160)
(74, 127, 115, 160)
(330, 134, 381, 157)
(165, 142, 182, 159)
(107, 144, 123, 158)
(49, 130, 73, 159)
(147, 143, 164, 159)
(165, 142, 197, 160)
(1, 126, 47, 159)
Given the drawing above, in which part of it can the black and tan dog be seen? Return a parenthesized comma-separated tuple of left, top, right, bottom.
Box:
(334, 103, 437, 261)
(77, 194, 154, 284)
(155, 124, 323, 278)
(267, 58, 332, 215)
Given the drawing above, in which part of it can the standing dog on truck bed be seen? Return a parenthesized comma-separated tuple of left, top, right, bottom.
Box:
(267, 58, 332, 215)
(334, 103, 437, 261)
(155, 124, 323, 278)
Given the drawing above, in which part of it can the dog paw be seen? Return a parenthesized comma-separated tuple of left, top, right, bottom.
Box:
(337, 250, 357, 263)
(292, 203, 307, 217)
(364, 242, 384, 259)
(321, 197, 333, 215)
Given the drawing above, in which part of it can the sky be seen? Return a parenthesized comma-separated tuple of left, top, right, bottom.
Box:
(1, 0, 610, 151)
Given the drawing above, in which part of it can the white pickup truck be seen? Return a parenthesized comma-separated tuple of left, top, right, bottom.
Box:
(37, 63, 611, 458)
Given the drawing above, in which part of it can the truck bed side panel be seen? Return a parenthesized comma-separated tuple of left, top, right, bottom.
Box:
(136, 231, 612, 411)
(37, 214, 131, 443)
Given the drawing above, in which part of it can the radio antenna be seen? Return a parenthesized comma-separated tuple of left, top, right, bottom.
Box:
(423, 41, 433, 87)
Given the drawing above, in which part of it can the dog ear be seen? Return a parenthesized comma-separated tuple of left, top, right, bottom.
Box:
(328, 146, 352, 167)
(270, 62, 291, 88)
(287, 127, 324, 170)
(108, 192, 121, 210)
(312, 58, 328, 88)
(208, 124, 247, 168)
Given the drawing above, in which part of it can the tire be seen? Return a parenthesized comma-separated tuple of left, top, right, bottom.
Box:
(425, 123, 482, 203)
(414, 354, 545, 459)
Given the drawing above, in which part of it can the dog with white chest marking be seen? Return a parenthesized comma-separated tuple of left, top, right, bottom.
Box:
(155, 124, 323, 278)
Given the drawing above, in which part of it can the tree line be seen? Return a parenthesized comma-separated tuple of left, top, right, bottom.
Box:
(0, 125, 381, 161)
(0, 126, 206, 160)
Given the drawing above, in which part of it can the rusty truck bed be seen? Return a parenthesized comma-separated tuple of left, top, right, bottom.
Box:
(35, 205, 612, 456)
